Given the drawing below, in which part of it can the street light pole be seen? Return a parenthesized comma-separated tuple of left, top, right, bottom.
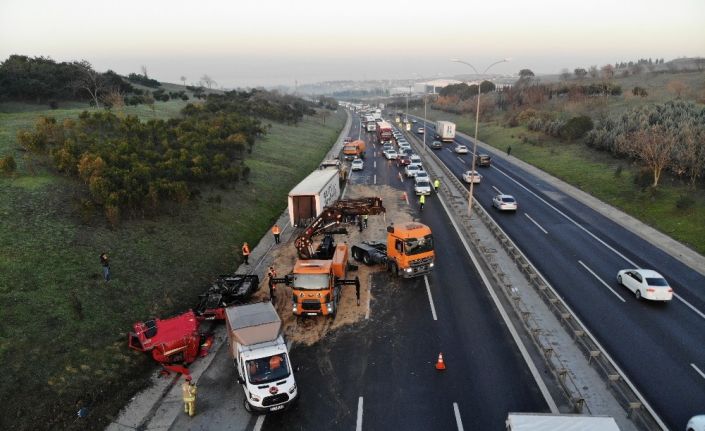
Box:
(451, 58, 509, 218)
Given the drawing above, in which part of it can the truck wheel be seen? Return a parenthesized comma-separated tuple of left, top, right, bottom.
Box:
(390, 262, 398, 277)
(352, 248, 362, 261)
(244, 399, 255, 414)
(362, 253, 372, 265)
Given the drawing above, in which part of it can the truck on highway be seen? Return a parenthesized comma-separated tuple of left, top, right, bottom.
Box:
(435, 120, 456, 142)
(351, 222, 435, 278)
(366, 119, 377, 132)
(376, 120, 393, 143)
(343, 139, 366, 160)
(225, 302, 298, 413)
(505, 413, 619, 431)
(288, 168, 341, 226)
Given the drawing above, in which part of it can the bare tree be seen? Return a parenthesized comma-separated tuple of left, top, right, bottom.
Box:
(621, 125, 676, 187)
(180, 76, 187, 86)
(600, 64, 615, 80)
(679, 123, 705, 187)
(141, 65, 149, 78)
(574, 68, 588, 80)
(201, 74, 216, 89)
(560, 68, 571, 81)
(666, 79, 689, 98)
(73, 61, 105, 108)
(102, 88, 125, 117)
(588, 65, 599, 78)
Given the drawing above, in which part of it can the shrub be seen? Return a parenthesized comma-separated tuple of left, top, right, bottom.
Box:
(634, 168, 652, 190)
(675, 194, 695, 210)
(632, 86, 648, 97)
(560, 115, 593, 140)
(0, 155, 17, 174)
(614, 165, 623, 177)
(48, 100, 59, 109)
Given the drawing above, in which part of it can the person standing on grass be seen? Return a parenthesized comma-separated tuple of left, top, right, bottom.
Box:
(506, 145, 512, 156)
(241, 242, 250, 265)
(272, 224, 281, 244)
(100, 252, 110, 282)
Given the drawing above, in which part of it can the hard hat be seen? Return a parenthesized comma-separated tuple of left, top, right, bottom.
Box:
(185, 375, 192, 381)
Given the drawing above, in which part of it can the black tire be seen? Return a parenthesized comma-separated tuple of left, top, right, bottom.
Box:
(244, 399, 255, 414)
(390, 262, 398, 277)
(635, 289, 641, 300)
(352, 248, 362, 261)
(617, 275, 622, 286)
(362, 252, 372, 265)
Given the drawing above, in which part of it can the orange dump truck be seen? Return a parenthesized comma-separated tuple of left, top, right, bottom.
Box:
(343, 139, 366, 160)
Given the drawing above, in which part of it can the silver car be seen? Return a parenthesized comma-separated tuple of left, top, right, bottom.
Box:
(492, 194, 517, 211)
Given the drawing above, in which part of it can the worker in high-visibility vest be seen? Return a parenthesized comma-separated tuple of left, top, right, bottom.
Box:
(182, 377, 198, 417)
(241, 242, 250, 265)
(419, 194, 425, 211)
(434, 178, 440, 193)
(272, 224, 281, 244)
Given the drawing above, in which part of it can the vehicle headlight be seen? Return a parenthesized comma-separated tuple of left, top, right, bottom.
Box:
(429, 262, 434, 268)
(289, 383, 297, 394)
(249, 391, 260, 402)
(405, 267, 412, 272)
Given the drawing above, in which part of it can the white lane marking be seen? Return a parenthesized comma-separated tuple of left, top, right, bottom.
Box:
(674, 293, 705, 320)
(491, 185, 501, 194)
(254, 415, 265, 431)
(691, 363, 705, 380)
(453, 403, 464, 431)
(356, 397, 364, 431)
(493, 165, 705, 321)
(373, 174, 376, 185)
(578, 260, 626, 302)
(424, 275, 438, 321)
(456, 156, 465, 164)
(437, 194, 559, 413)
(373, 161, 376, 169)
(366, 274, 372, 320)
(525, 213, 548, 234)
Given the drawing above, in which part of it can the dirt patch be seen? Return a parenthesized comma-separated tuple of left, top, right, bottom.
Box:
(250, 184, 416, 346)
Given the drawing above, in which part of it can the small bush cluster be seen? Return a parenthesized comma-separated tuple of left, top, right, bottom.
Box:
(0, 155, 17, 174)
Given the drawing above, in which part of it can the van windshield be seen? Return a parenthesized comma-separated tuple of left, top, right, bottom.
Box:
(246, 354, 290, 384)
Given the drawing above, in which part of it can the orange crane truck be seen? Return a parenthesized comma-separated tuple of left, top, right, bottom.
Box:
(273, 197, 385, 318)
(351, 222, 435, 278)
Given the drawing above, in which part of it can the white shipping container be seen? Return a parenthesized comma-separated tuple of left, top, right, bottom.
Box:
(435, 121, 456, 142)
(288, 169, 341, 226)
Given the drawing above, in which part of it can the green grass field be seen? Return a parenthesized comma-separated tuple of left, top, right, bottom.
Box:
(0, 102, 345, 430)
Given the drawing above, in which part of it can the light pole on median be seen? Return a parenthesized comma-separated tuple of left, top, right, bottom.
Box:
(451, 58, 510, 218)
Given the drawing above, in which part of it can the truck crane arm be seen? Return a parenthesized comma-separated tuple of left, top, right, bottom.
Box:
(295, 197, 385, 259)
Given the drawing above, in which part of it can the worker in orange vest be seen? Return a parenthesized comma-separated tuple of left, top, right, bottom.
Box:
(181, 376, 197, 417)
(242, 242, 250, 265)
(272, 224, 281, 244)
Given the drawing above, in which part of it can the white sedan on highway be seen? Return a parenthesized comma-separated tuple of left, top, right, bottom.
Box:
(454, 145, 469, 154)
(383, 149, 398, 160)
(616, 269, 673, 301)
(462, 170, 483, 184)
(351, 158, 364, 171)
(492, 194, 517, 211)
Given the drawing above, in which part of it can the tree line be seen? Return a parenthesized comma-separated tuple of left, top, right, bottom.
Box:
(16, 89, 318, 224)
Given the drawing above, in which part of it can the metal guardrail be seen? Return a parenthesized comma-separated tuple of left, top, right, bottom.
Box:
(405, 130, 663, 430)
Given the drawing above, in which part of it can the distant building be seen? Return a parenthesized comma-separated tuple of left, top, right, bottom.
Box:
(413, 79, 463, 94)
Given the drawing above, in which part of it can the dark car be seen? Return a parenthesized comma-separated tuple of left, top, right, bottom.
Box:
(478, 154, 491, 167)
(397, 155, 411, 166)
(430, 140, 442, 149)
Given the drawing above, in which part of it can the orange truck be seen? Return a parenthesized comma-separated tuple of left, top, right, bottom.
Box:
(342, 139, 366, 160)
(351, 222, 435, 278)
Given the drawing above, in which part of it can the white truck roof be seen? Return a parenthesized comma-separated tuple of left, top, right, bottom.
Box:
(225, 302, 282, 346)
(506, 413, 620, 431)
(288, 169, 338, 196)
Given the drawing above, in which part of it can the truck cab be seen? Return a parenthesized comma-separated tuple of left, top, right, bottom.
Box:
(387, 223, 435, 277)
(290, 244, 348, 317)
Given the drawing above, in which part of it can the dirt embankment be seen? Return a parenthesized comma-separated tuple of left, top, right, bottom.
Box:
(250, 183, 416, 346)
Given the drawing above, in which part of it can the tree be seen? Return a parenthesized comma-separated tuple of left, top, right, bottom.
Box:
(201, 74, 216, 89)
(588, 65, 599, 78)
(180, 76, 187, 86)
(620, 125, 676, 187)
(141, 65, 148, 78)
(574, 68, 588, 80)
(102, 88, 126, 115)
(666, 79, 688, 98)
(519, 69, 534, 79)
(600, 64, 615, 80)
(73, 61, 105, 108)
(632, 86, 648, 97)
(678, 123, 705, 187)
(560, 68, 571, 81)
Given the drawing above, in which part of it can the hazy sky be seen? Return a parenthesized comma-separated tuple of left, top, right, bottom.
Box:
(1, 0, 704, 88)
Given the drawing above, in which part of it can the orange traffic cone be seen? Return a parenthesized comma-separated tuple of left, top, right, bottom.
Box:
(435, 352, 446, 370)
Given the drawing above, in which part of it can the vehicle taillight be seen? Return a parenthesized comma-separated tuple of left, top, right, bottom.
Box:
(668, 288, 673, 292)
(646, 288, 655, 292)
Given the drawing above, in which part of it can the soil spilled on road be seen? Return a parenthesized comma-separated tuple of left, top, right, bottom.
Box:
(250, 183, 416, 346)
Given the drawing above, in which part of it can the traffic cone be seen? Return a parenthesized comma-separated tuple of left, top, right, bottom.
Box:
(435, 352, 446, 370)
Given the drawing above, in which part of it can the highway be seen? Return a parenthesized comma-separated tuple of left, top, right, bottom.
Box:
(410, 117, 705, 430)
(263, 116, 550, 430)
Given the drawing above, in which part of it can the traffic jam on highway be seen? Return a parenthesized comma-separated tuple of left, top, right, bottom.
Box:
(122, 105, 704, 431)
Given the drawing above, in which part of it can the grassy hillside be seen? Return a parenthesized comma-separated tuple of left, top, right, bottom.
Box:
(408, 70, 705, 254)
(0, 101, 345, 430)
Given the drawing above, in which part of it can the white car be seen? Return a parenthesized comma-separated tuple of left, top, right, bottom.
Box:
(492, 194, 517, 211)
(454, 145, 469, 154)
(415, 170, 429, 182)
(616, 269, 673, 301)
(416, 127, 424, 134)
(383, 149, 398, 160)
(409, 154, 422, 165)
(351, 158, 364, 171)
(398, 143, 411, 152)
(414, 178, 432, 195)
(462, 170, 483, 184)
(404, 163, 422, 178)
(687, 415, 705, 431)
